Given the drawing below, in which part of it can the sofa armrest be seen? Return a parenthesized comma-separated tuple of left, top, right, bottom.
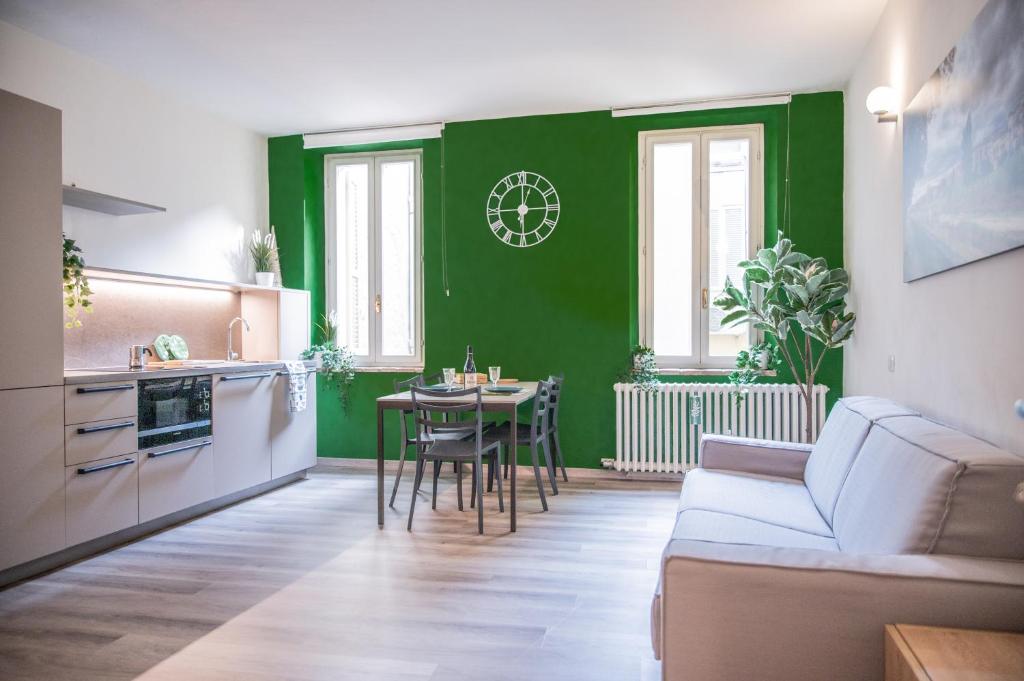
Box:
(655, 539, 1024, 681)
(698, 433, 812, 480)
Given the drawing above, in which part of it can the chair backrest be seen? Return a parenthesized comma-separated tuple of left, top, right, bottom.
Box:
(531, 380, 553, 433)
(394, 373, 425, 394)
(547, 374, 564, 430)
(411, 385, 484, 447)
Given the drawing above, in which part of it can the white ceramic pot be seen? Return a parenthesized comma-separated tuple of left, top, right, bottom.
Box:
(254, 271, 275, 287)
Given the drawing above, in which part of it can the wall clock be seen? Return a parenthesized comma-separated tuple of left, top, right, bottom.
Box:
(486, 170, 560, 248)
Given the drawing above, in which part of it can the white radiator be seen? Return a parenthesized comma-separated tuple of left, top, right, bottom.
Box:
(613, 383, 829, 473)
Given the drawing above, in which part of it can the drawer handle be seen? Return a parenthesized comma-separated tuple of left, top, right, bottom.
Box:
(77, 458, 134, 474)
(76, 384, 135, 394)
(220, 372, 273, 382)
(147, 440, 211, 458)
(77, 421, 135, 435)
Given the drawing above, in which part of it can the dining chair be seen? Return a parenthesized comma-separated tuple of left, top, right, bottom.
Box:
(488, 379, 555, 509)
(389, 373, 425, 508)
(547, 374, 568, 484)
(408, 386, 504, 534)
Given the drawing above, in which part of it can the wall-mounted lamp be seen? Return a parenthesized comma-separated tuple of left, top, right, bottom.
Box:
(866, 86, 898, 123)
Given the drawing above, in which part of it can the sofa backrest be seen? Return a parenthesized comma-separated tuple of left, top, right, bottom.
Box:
(804, 397, 919, 524)
(833, 414, 1024, 559)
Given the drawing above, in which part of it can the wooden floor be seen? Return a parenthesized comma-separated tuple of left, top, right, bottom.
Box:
(0, 463, 679, 681)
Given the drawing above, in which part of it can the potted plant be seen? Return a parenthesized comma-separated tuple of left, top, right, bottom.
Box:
(714, 237, 856, 442)
(249, 229, 277, 287)
(62, 234, 93, 329)
(622, 345, 660, 393)
(300, 311, 356, 410)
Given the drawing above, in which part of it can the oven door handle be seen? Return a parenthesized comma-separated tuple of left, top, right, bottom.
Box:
(220, 372, 274, 382)
(77, 421, 135, 435)
(147, 440, 212, 458)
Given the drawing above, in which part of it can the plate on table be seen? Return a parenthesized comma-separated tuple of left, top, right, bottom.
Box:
(484, 385, 522, 394)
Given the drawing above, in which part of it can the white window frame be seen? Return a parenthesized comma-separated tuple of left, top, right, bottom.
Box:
(638, 124, 764, 370)
(324, 149, 424, 369)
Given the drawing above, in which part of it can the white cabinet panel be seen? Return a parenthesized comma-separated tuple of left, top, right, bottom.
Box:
(278, 289, 310, 361)
(271, 372, 317, 478)
(0, 90, 63, 390)
(64, 416, 138, 467)
(64, 381, 137, 425)
(139, 439, 214, 523)
(66, 453, 138, 548)
(0, 387, 65, 571)
(212, 372, 273, 496)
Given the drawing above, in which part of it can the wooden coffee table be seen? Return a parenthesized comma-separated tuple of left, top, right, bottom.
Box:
(885, 623, 1024, 681)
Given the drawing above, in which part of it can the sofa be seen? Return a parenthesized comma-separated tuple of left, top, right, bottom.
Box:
(651, 396, 1024, 681)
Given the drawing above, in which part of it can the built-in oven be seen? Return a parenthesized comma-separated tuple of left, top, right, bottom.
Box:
(137, 375, 212, 450)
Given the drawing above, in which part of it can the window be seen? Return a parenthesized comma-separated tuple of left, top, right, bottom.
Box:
(638, 125, 763, 369)
(325, 150, 423, 368)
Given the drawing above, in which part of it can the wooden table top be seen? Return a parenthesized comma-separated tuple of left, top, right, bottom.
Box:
(376, 381, 539, 409)
(886, 624, 1024, 681)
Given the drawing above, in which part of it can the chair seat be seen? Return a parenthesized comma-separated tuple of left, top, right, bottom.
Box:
(421, 437, 500, 461)
(486, 421, 544, 443)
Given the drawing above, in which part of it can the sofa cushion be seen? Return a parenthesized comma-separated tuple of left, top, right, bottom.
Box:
(678, 468, 831, 537)
(834, 415, 1024, 558)
(804, 397, 919, 524)
(673, 509, 838, 551)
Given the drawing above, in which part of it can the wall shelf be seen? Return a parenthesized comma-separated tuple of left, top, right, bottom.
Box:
(62, 185, 166, 215)
(82, 266, 288, 294)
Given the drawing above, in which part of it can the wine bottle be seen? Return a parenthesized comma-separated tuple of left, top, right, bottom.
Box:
(464, 345, 477, 387)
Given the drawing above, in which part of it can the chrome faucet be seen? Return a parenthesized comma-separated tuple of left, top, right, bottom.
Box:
(227, 317, 250, 361)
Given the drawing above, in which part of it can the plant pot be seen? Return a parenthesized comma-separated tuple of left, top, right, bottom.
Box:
(254, 271, 275, 287)
(313, 351, 324, 370)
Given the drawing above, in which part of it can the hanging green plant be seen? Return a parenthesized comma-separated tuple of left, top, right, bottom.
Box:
(301, 312, 356, 411)
(62, 234, 93, 329)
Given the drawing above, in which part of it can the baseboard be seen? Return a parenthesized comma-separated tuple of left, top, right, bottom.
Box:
(0, 471, 308, 590)
(314, 457, 682, 482)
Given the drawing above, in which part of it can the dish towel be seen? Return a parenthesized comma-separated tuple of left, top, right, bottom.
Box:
(284, 361, 308, 413)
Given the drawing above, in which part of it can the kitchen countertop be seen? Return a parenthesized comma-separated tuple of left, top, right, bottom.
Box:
(64, 360, 317, 385)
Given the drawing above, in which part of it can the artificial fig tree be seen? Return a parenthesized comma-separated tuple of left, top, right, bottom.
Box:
(714, 237, 856, 442)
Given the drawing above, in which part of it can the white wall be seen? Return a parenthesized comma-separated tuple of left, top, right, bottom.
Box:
(844, 0, 1024, 454)
(0, 20, 266, 283)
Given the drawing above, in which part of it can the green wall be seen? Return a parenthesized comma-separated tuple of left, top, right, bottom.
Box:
(268, 91, 845, 467)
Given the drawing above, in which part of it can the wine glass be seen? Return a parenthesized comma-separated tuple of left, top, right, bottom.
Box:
(488, 366, 501, 388)
(442, 367, 456, 390)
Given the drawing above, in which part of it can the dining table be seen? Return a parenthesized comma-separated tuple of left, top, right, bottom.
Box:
(375, 381, 539, 532)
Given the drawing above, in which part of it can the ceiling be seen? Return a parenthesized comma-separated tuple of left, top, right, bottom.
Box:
(0, 0, 888, 136)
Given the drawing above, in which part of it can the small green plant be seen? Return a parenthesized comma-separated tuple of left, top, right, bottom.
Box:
(62, 234, 93, 329)
(714, 236, 856, 441)
(249, 229, 277, 272)
(623, 345, 660, 392)
(727, 341, 783, 401)
(315, 310, 339, 346)
(301, 330, 356, 411)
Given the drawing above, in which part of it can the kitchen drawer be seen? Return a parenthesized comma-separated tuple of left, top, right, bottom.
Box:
(65, 381, 137, 425)
(65, 417, 138, 467)
(139, 439, 214, 524)
(65, 453, 139, 547)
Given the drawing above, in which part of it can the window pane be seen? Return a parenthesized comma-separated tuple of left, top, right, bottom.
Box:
(651, 142, 693, 357)
(335, 163, 369, 356)
(379, 160, 416, 357)
(707, 138, 751, 357)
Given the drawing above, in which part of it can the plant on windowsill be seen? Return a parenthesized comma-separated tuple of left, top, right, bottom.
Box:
(728, 341, 783, 403)
(622, 345, 661, 393)
(249, 228, 278, 287)
(714, 236, 856, 442)
(62, 234, 93, 329)
(300, 310, 356, 411)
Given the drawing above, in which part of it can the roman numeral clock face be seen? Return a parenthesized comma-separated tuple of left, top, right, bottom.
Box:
(486, 171, 560, 248)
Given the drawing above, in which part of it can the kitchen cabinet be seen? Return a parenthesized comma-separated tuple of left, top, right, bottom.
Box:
(0, 89, 63, 391)
(0, 387, 66, 571)
(64, 381, 137, 425)
(238, 288, 310, 361)
(212, 371, 274, 496)
(65, 453, 139, 548)
(271, 371, 318, 478)
(139, 439, 214, 523)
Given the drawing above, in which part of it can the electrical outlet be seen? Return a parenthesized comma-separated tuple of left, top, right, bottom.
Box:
(888, 355, 896, 373)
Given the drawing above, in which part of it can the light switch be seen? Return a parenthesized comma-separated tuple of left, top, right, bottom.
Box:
(888, 355, 896, 373)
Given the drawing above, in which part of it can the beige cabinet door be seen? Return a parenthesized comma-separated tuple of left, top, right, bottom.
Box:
(0, 89, 63, 391)
(66, 454, 139, 548)
(277, 289, 310, 360)
(0, 387, 66, 571)
(271, 371, 317, 478)
(212, 372, 273, 496)
(139, 439, 214, 523)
